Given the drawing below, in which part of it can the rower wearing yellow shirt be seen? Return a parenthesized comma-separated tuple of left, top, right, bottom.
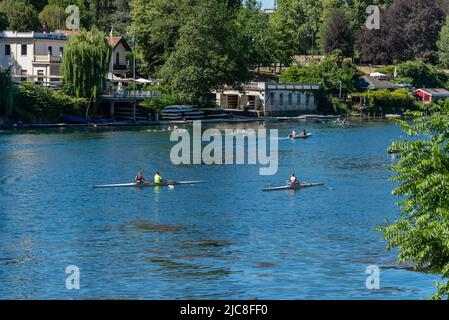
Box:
(154, 172, 163, 184)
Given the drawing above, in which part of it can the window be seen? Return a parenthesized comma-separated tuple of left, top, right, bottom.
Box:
(37, 70, 44, 83)
(48, 46, 53, 56)
(5, 44, 11, 56)
(288, 93, 293, 105)
(21, 44, 27, 56)
(305, 93, 310, 106)
(59, 47, 63, 56)
(297, 93, 302, 106)
(20, 70, 28, 82)
(115, 52, 120, 65)
(269, 92, 274, 103)
(279, 93, 284, 106)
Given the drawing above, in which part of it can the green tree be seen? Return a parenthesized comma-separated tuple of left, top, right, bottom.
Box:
(280, 51, 361, 94)
(320, 8, 353, 56)
(356, 0, 445, 64)
(39, 4, 66, 31)
(130, 0, 189, 75)
(271, 0, 322, 56)
(14, 82, 85, 123)
(437, 17, 449, 68)
(0, 68, 15, 118)
(160, 0, 249, 106)
(48, 0, 90, 29)
(61, 27, 110, 115)
(0, 11, 7, 31)
(87, 0, 114, 32)
(109, 0, 131, 36)
(397, 60, 448, 88)
(380, 101, 449, 300)
(236, 0, 276, 72)
(28, 0, 48, 12)
(0, 0, 40, 32)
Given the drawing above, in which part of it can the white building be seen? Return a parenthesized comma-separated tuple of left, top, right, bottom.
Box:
(0, 31, 131, 85)
(216, 82, 322, 117)
(0, 31, 67, 83)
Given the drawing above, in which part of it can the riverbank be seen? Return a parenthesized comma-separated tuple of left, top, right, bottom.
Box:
(0, 113, 403, 130)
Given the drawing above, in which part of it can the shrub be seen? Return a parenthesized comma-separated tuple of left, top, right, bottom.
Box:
(14, 83, 85, 123)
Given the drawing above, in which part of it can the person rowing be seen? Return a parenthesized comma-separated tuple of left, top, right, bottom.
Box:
(154, 172, 164, 184)
(290, 173, 297, 186)
(289, 130, 296, 139)
(135, 171, 146, 184)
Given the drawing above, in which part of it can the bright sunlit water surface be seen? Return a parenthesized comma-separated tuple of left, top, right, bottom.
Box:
(0, 121, 441, 299)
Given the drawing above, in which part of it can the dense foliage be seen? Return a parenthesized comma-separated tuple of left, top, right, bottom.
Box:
(0, 0, 40, 32)
(0, 68, 14, 118)
(356, 0, 445, 64)
(377, 61, 449, 87)
(61, 27, 110, 113)
(437, 17, 449, 68)
(236, 0, 276, 71)
(159, 0, 249, 106)
(352, 89, 415, 113)
(380, 101, 449, 299)
(319, 8, 353, 56)
(39, 4, 66, 31)
(0, 11, 6, 31)
(280, 52, 361, 94)
(13, 83, 85, 122)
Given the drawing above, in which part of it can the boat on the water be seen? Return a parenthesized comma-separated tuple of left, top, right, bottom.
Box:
(289, 133, 312, 139)
(61, 114, 113, 124)
(262, 182, 324, 192)
(93, 180, 206, 189)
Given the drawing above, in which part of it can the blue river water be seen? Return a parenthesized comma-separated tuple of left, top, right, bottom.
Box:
(0, 120, 441, 299)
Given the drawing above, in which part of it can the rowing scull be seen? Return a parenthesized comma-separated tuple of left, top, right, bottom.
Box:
(262, 182, 324, 192)
(93, 180, 206, 189)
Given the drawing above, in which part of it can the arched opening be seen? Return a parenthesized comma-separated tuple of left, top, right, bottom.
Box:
(115, 52, 120, 65)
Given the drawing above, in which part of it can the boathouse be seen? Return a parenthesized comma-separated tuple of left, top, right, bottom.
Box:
(415, 88, 449, 103)
(216, 82, 322, 117)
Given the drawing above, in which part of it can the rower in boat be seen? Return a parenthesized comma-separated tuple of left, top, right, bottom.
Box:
(154, 172, 163, 184)
(290, 173, 297, 186)
(135, 171, 146, 184)
(289, 130, 296, 139)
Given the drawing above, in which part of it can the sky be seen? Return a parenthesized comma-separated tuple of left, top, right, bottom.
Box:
(260, 0, 275, 8)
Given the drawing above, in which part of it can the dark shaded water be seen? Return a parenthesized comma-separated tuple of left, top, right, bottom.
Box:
(0, 121, 441, 299)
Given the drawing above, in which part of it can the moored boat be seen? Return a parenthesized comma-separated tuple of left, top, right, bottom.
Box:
(60, 114, 113, 124)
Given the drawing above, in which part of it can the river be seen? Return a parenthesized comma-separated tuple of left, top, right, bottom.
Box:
(0, 120, 441, 299)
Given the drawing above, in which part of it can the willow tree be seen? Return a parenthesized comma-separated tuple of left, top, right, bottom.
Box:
(61, 27, 110, 117)
(0, 68, 15, 119)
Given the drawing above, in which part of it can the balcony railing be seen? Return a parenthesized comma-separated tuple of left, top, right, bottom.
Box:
(108, 90, 161, 100)
(33, 55, 62, 63)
